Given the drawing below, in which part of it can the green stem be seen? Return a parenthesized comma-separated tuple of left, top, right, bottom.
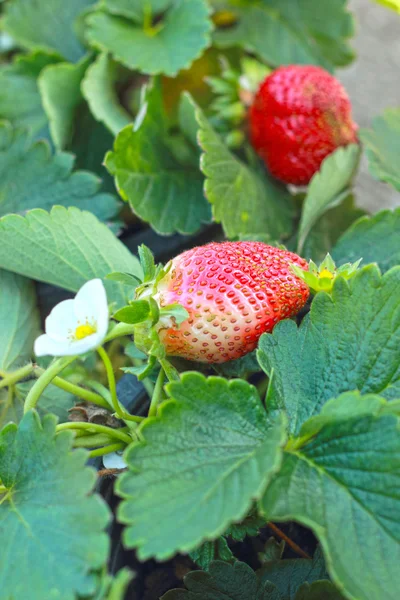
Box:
(34, 367, 110, 409)
(88, 443, 125, 458)
(72, 433, 116, 448)
(104, 323, 136, 343)
(148, 369, 165, 417)
(0, 363, 33, 389)
(56, 421, 132, 445)
(97, 346, 144, 424)
(24, 356, 77, 413)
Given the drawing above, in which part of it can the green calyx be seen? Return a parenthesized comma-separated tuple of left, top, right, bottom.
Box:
(291, 253, 362, 294)
(110, 245, 188, 378)
(207, 56, 271, 148)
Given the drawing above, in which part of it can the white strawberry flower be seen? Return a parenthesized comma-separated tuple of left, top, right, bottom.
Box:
(103, 451, 127, 470)
(34, 279, 109, 357)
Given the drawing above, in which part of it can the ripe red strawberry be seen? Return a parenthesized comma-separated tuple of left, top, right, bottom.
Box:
(249, 65, 358, 186)
(152, 241, 309, 363)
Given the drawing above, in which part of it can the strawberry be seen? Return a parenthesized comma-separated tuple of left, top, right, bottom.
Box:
(249, 65, 358, 186)
(136, 241, 309, 364)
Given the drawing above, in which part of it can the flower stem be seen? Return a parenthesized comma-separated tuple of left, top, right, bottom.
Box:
(33, 366, 110, 409)
(72, 434, 116, 448)
(148, 369, 165, 417)
(97, 346, 144, 424)
(24, 356, 77, 413)
(267, 522, 311, 560)
(104, 323, 136, 343)
(88, 443, 125, 458)
(56, 421, 132, 445)
(0, 363, 34, 389)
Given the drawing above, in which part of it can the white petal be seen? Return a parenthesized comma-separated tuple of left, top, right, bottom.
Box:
(45, 299, 77, 341)
(74, 279, 108, 325)
(103, 451, 127, 470)
(34, 334, 73, 357)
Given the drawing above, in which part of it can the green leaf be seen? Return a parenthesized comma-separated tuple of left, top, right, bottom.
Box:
(0, 122, 119, 221)
(117, 373, 286, 560)
(359, 108, 400, 192)
(297, 145, 360, 253)
(257, 265, 400, 434)
(2, 0, 94, 62)
(81, 53, 131, 135)
(106, 82, 211, 235)
(194, 99, 293, 240)
(332, 207, 400, 273)
(225, 510, 266, 541)
(213, 0, 355, 71)
(0, 206, 141, 308)
(258, 547, 328, 599)
(189, 537, 234, 570)
(86, 0, 213, 77)
(103, 0, 171, 22)
(138, 243, 156, 281)
(295, 581, 346, 600)
(38, 55, 90, 149)
(162, 560, 282, 599)
(113, 300, 151, 324)
(14, 381, 75, 424)
(301, 194, 365, 262)
(106, 271, 141, 287)
(260, 393, 400, 600)
(214, 351, 260, 379)
(0, 51, 60, 141)
(0, 410, 110, 600)
(0, 270, 39, 371)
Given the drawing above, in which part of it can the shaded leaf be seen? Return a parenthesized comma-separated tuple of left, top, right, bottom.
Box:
(38, 54, 90, 149)
(0, 51, 60, 141)
(81, 52, 131, 135)
(117, 373, 286, 560)
(86, 0, 213, 77)
(0, 410, 110, 600)
(0, 206, 141, 308)
(258, 265, 400, 434)
(297, 145, 360, 253)
(213, 0, 355, 71)
(2, 0, 94, 62)
(162, 560, 282, 600)
(0, 121, 119, 221)
(189, 537, 234, 570)
(106, 82, 211, 235)
(332, 207, 400, 273)
(360, 108, 400, 192)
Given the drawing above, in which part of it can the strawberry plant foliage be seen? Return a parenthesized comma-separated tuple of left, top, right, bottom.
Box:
(0, 207, 141, 307)
(117, 373, 286, 559)
(333, 207, 400, 273)
(0, 122, 119, 221)
(260, 393, 400, 600)
(2, 0, 93, 62)
(86, 0, 213, 77)
(213, 0, 354, 71)
(105, 81, 211, 235)
(0, 411, 110, 600)
(258, 265, 400, 434)
(359, 107, 400, 192)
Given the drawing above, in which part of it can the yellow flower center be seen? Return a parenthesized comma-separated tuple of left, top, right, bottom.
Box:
(319, 268, 335, 280)
(74, 323, 97, 340)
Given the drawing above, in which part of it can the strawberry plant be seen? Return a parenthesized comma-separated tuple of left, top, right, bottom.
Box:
(0, 1, 399, 600)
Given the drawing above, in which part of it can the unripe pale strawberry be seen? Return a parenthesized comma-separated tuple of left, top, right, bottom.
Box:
(250, 65, 358, 185)
(150, 241, 309, 363)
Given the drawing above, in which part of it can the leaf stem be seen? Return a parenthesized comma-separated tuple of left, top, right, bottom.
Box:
(97, 346, 144, 423)
(56, 421, 132, 445)
(88, 443, 125, 458)
(267, 522, 311, 560)
(148, 369, 165, 417)
(24, 356, 77, 413)
(33, 366, 110, 409)
(0, 363, 33, 389)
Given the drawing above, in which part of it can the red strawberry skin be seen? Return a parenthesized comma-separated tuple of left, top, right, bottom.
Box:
(250, 65, 358, 186)
(155, 241, 309, 363)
